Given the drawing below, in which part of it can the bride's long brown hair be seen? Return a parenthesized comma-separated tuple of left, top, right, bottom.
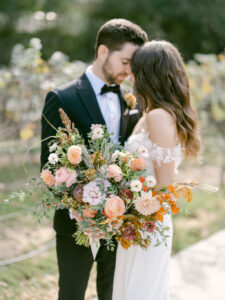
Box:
(131, 40, 200, 159)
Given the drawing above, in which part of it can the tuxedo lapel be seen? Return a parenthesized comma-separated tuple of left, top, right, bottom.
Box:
(118, 91, 129, 144)
(76, 74, 106, 125)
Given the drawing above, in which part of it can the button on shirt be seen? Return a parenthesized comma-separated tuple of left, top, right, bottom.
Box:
(85, 66, 121, 144)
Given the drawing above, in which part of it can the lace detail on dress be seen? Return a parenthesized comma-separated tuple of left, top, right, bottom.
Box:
(124, 130, 183, 176)
(149, 142, 182, 166)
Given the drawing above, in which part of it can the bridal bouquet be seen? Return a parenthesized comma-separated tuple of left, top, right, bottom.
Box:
(38, 109, 198, 250)
(7, 109, 207, 251)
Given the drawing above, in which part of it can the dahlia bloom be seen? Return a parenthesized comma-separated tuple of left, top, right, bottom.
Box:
(67, 145, 82, 165)
(134, 191, 161, 216)
(41, 169, 55, 187)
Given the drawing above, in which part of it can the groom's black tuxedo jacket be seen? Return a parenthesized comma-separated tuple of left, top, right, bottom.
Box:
(41, 73, 141, 236)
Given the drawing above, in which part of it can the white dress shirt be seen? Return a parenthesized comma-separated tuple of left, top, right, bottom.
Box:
(85, 66, 121, 144)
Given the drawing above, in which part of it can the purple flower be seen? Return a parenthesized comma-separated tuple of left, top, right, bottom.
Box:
(143, 221, 156, 233)
(122, 226, 136, 240)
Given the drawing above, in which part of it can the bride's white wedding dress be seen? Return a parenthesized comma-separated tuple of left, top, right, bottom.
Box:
(112, 114, 182, 300)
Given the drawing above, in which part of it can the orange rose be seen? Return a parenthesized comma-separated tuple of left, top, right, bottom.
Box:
(67, 145, 82, 165)
(130, 157, 146, 171)
(83, 208, 97, 218)
(104, 194, 125, 218)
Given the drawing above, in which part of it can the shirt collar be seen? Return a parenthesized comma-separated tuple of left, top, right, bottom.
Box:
(85, 65, 105, 96)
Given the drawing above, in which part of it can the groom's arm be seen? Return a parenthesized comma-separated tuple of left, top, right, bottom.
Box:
(40, 91, 64, 169)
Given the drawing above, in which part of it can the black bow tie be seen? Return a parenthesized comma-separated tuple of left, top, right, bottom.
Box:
(100, 84, 120, 95)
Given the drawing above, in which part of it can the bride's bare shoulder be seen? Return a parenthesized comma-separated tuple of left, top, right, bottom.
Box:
(145, 108, 177, 146)
(146, 108, 174, 123)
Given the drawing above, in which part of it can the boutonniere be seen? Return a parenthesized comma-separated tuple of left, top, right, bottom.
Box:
(120, 81, 137, 111)
(124, 93, 137, 110)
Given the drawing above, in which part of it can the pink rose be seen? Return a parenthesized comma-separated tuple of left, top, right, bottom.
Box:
(55, 167, 70, 185)
(67, 145, 82, 165)
(66, 170, 78, 188)
(107, 164, 123, 182)
(130, 157, 146, 171)
(104, 194, 125, 218)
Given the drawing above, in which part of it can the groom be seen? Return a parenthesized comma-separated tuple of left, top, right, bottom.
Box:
(41, 18, 148, 300)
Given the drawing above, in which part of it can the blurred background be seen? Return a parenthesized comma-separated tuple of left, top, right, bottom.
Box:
(0, 0, 225, 299)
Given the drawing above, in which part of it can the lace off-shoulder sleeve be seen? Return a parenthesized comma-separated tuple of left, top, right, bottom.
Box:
(149, 143, 182, 167)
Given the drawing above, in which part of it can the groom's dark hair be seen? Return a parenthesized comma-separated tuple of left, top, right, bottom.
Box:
(95, 19, 148, 57)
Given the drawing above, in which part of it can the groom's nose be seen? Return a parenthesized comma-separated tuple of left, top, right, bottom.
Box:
(122, 64, 131, 76)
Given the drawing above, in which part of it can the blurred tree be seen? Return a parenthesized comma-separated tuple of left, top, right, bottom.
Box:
(0, 0, 225, 65)
(79, 0, 225, 61)
(0, 0, 87, 65)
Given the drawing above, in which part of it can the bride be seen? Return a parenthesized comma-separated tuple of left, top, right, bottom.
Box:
(112, 40, 201, 300)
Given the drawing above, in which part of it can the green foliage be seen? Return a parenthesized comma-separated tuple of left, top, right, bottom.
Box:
(1, 0, 225, 65)
(79, 0, 225, 61)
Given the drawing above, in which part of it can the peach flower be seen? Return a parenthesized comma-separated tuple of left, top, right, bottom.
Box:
(83, 208, 97, 218)
(55, 167, 70, 185)
(67, 145, 82, 165)
(104, 194, 125, 218)
(107, 164, 123, 182)
(41, 169, 55, 187)
(130, 157, 146, 171)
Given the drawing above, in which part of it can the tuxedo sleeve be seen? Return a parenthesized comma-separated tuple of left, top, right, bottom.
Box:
(40, 91, 64, 169)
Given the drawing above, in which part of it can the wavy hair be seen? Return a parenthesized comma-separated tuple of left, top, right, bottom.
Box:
(131, 40, 200, 159)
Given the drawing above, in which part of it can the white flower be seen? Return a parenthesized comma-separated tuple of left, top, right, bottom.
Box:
(111, 150, 120, 162)
(92, 127, 104, 139)
(91, 124, 102, 130)
(49, 143, 58, 152)
(134, 191, 161, 216)
(48, 153, 59, 164)
(82, 180, 104, 205)
(130, 180, 142, 192)
(138, 145, 149, 157)
(146, 176, 157, 188)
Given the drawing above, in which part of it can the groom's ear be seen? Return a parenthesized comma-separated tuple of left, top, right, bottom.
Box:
(97, 45, 109, 63)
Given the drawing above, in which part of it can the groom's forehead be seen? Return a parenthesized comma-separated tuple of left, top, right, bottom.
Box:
(113, 43, 139, 58)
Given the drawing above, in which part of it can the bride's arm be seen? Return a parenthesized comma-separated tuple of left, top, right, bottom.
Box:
(146, 108, 178, 185)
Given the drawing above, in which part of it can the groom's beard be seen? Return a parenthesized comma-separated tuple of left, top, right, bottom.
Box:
(102, 57, 128, 85)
